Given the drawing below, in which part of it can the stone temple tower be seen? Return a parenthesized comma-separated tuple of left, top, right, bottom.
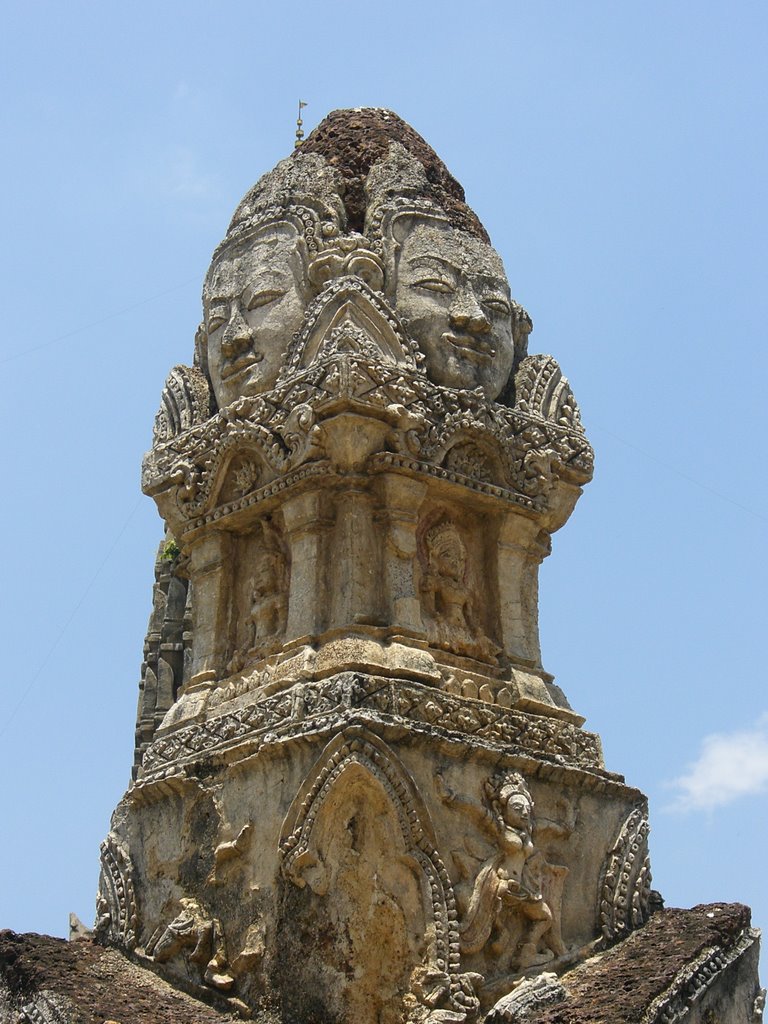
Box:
(94, 110, 762, 1023)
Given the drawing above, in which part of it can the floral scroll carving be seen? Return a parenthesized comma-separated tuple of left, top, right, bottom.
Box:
(599, 806, 652, 944)
(95, 833, 138, 950)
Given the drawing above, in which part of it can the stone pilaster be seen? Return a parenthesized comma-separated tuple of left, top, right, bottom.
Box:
(282, 489, 334, 641)
(186, 531, 233, 686)
(379, 473, 428, 636)
(328, 483, 381, 628)
(497, 514, 547, 668)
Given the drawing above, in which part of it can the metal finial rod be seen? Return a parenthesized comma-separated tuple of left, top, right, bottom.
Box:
(295, 100, 308, 148)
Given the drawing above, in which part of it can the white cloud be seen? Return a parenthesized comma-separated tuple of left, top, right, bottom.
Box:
(665, 713, 768, 812)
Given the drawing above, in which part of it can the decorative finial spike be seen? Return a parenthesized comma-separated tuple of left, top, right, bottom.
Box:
(295, 100, 308, 148)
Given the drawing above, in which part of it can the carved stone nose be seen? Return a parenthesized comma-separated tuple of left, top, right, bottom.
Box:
(221, 310, 252, 357)
(449, 290, 490, 334)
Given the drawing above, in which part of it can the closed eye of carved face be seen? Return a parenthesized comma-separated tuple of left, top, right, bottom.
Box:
(481, 294, 512, 317)
(242, 286, 287, 311)
(412, 270, 512, 317)
(411, 273, 455, 295)
(207, 302, 230, 333)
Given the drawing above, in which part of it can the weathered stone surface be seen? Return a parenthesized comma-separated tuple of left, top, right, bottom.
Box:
(99, 108, 761, 1023)
(0, 930, 240, 1023)
(3, 907, 760, 1023)
(297, 108, 489, 240)
(528, 904, 763, 1024)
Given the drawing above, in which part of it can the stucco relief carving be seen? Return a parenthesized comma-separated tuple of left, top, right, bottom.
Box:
(279, 729, 479, 1022)
(437, 771, 566, 977)
(209, 822, 252, 885)
(247, 526, 288, 647)
(599, 806, 652, 944)
(143, 359, 592, 534)
(485, 971, 567, 1023)
(228, 520, 289, 672)
(95, 834, 138, 950)
(390, 218, 516, 401)
(137, 673, 604, 783)
(419, 519, 499, 662)
(152, 363, 214, 445)
(145, 896, 234, 992)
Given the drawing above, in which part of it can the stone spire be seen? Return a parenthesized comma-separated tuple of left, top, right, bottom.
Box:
(97, 109, 761, 1024)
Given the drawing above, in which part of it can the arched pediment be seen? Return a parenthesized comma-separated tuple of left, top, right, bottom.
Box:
(204, 435, 281, 513)
(279, 277, 420, 381)
(280, 728, 438, 868)
(439, 435, 509, 489)
(152, 364, 214, 445)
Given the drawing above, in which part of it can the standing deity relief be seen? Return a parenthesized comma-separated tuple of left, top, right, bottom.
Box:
(228, 520, 289, 673)
(436, 770, 567, 983)
(419, 518, 499, 663)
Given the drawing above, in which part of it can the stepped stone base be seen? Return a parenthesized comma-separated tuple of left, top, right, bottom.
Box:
(1, 905, 762, 1023)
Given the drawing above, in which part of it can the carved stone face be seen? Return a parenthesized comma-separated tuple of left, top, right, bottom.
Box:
(204, 226, 307, 407)
(502, 792, 532, 831)
(393, 223, 515, 400)
(427, 526, 466, 583)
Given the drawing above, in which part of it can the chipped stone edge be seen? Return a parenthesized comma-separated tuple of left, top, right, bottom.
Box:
(641, 926, 761, 1024)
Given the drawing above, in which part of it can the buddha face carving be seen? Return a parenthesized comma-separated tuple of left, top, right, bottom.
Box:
(392, 222, 515, 400)
(204, 225, 308, 408)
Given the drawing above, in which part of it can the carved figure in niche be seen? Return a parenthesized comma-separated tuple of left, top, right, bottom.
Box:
(145, 896, 234, 991)
(202, 223, 311, 408)
(437, 771, 565, 975)
(421, 520, 498, 661)
(248, 526, 288, 650)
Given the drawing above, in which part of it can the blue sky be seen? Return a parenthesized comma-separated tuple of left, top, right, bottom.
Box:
(1, 0, 765, 979)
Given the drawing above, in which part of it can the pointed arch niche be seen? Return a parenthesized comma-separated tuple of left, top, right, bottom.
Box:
(276, 727, 462, 1024)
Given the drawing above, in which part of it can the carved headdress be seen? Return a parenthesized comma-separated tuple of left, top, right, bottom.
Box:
(485, 770, 535, 834)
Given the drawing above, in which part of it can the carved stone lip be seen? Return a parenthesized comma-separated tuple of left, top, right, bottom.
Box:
(442, 332, 495, 361)
(220, 352, 264, 380)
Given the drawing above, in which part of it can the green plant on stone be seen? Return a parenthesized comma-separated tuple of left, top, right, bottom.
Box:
(161, 537, 180, 562)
